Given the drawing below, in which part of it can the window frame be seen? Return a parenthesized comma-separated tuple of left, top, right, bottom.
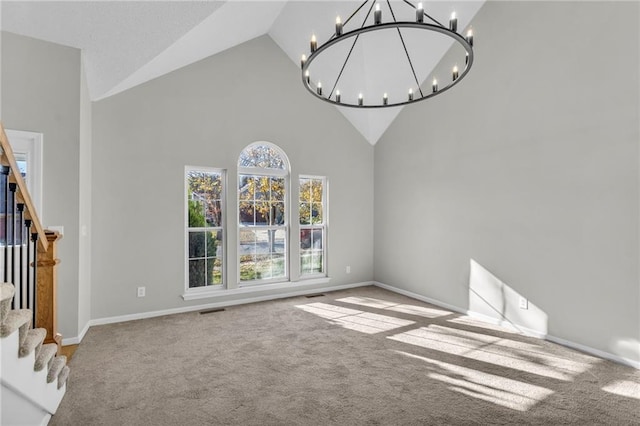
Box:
(237, 142, 291, 286)
(184, 165, 227, 295)
(299, 175, 328, 279)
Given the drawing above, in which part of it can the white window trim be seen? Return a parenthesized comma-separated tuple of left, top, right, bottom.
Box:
(184, 165, 226, 295)
(299, 175, 328, 279)
(181, 276, 331, 301)
(238, 167, 288, 177)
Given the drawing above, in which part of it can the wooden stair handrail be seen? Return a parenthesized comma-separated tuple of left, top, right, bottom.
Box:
(0, 121, 48, 253)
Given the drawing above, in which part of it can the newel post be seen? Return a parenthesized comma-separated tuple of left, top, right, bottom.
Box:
(36, 230, 62, 350)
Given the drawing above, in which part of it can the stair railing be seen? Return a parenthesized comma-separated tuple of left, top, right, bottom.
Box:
(0, 122, 62, 352)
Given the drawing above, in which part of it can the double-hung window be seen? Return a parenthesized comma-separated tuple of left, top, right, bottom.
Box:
(299, 176, 327, 277)
(238, 143, 289, 284)
(185, 167, 225, 289)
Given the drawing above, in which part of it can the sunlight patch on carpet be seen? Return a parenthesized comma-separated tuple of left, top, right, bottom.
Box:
(602, 380, 640, 400)
(337, 296, 452, 318)
(395, 350, 555, 411)
(296, 303, 362, 319)
(388, 325, 594, 380)
(296, 302, 415, 334)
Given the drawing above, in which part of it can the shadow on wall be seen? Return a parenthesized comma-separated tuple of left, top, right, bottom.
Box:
(468, 259, 548, 337)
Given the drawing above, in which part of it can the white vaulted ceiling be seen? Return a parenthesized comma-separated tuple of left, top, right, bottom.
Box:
(1, 1, 485, 144)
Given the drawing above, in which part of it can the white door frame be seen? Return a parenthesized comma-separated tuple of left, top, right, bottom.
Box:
(5, 129, 44, 221)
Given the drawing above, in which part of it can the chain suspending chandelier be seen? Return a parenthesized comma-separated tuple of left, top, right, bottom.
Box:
(300, 0, 475, 108)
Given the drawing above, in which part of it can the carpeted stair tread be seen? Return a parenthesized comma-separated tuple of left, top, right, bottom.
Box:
(0, 283, 15, 323)
(19, 328, 47, 358)
(34, 343, 58, 372)
(0, 309, 32, 342)
(0, 282, 15, 302)
(47, 355, 67, 383)
(57, 365, 70, 390)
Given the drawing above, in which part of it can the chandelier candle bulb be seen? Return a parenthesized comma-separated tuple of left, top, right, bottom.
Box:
(416, 3, 424, 23)
(301, 54, 306, 68)
(374, 3, 382, 24)
(408, 88, 414, 101)
(452, 66, 459, 81)
(432, 78, 438, 92)
(336, 90, 341, 103)
(466, 29, 474, 46)
(383, 93, 388, 105)
(317, 82, 322, 95)
(336, 16, 343, 36)
(310, 34, 317, 52)
(358, 93, 363, 105)
(449, 11, 457, 32)
(305, 70, 310, 83)
(465, 52, 469, 65)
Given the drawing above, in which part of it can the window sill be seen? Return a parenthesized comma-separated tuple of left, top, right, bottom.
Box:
(181, 277, 331, 301)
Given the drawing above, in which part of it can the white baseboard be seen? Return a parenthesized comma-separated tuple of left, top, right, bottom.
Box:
(62, 281, 373, 345)
(61, 322, 90, 346)
(463, 309, 548, 339)
(182, 277, 333, 301)
(545, 334, 640, 370)
(373, 281, 468, 315)
(373, 281, 640, 370)
(62, 279, 640, 369)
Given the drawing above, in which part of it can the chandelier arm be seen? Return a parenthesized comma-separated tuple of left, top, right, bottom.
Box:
(386, 0, 397, 22)
(328, 34, 361, 99)
(360, 0, 377, 29)
(328, 0, 377, 99)
(343, 0, 370, 28)
(387, 0, 424, 98)
(402, 0, 444, 27)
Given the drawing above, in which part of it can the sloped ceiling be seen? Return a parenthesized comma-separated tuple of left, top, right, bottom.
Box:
(1, 0, 484, 144)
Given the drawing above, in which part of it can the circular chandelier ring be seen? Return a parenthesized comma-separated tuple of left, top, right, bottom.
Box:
(301, 21, 474, 109)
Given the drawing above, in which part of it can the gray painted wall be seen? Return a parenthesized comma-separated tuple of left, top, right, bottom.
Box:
(374, 1, 639, 363)
(91, 35, 374, 319)
(1, 32, 82, 338)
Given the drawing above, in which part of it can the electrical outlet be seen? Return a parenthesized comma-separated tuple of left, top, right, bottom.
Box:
(519, 296, 528, 310)
(137, 287, 146, 298)
(346, 266, 351, 274)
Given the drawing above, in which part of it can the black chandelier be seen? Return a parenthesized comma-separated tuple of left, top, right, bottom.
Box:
(300, 0, 475, 108)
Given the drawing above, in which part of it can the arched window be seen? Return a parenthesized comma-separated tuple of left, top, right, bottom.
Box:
(238, 143, 289, 283)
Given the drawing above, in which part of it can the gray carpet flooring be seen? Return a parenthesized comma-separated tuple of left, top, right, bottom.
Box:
(51, 286, 640, 425)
